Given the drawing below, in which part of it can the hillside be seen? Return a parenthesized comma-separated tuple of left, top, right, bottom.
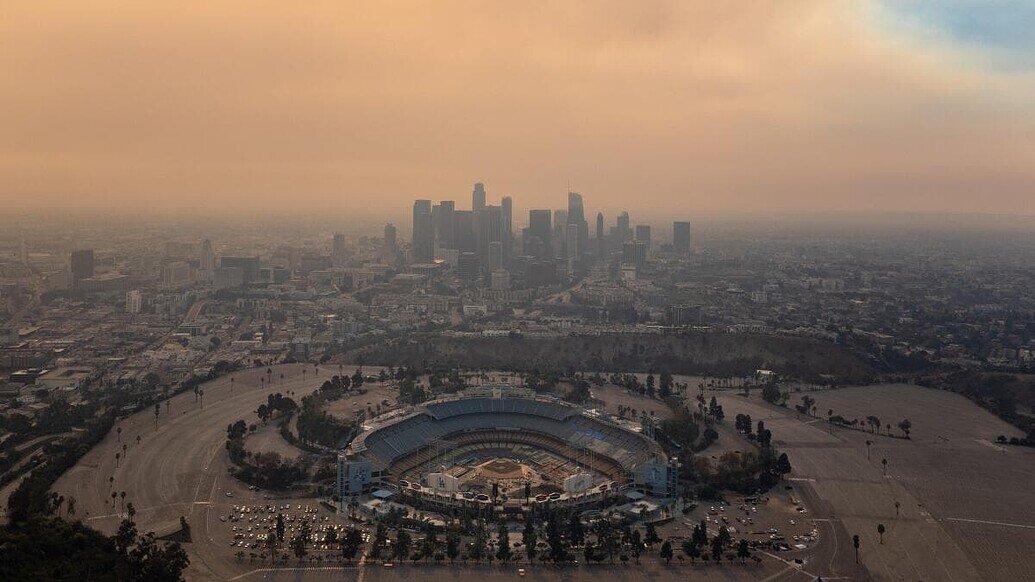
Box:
(338, 331, 875, 383)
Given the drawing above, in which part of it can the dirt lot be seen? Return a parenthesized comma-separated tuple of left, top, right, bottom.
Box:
(717, 383, 1035, 581)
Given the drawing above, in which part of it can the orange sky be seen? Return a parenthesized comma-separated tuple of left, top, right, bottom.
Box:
(1, 1, 1033, 218)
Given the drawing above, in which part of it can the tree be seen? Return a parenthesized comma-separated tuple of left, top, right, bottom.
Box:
(568, 512, 584, 547)
(710, 534, 723, 562)
(894, 500, 901, 517)
(546, 513, 566, 562)
(737, 539, 750, 562)
(682, 538, 700, 563)
(882, 457, 888, 476)
(275, 513, 285, 544)
(470, 523, 488, 563)
(340, 528, 362, 563)
(290, 522, 310, 562)
(866, 416, 881, 434)
(659, 372, 673, 398)
(761, 384, 781, 404)
(394, 530, 411, 561)
(898, 419, 912, 438)
(496, 524, 511, 562)
(660, 540, 673, 564)
(522, 521, 537, 563)
(853, 534, 860, 563)
(446, 532, 461, 563)
(644, 522, 661, 546)
(153, 403, 160, 432)
(629, 529, 642, 564)
(877, 523, 885, 544)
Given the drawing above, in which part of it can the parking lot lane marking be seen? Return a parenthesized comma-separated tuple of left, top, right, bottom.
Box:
(944, 517, 1035, 530)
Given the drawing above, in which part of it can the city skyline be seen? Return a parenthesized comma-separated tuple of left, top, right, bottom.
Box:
(2, 1, 1034, 217)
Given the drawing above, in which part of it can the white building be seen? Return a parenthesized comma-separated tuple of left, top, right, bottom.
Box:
(126, 290, 143, 314)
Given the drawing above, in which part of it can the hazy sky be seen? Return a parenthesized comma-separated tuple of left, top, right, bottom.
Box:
(2, 1, 1033, 219)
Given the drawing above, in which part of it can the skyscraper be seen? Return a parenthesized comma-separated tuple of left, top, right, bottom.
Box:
(567, 192, 589, 262)
(478, 205, 503, 270)
(616, 212, 631, 241)
(332, 233, 347, 267)
(380, 220, 395, 262)
(434, 200, 456, 249)
(527, 209, 552, 259)
(635, 225, 651, 249)
(412, 200, 434, 262)
(595, 212, 605, 259)
(472, 182, 486, 212)
(501, 196, 513, 265)
(70, 249, 95, 289)
(673, 221, 692, 252)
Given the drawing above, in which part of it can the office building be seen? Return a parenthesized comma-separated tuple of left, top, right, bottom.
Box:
(162, 261, 192, 289)
(412, 199, 434, 262)
(70, 249, 95, 289)
(501, 196, 513, 264)
(616, 212, 631, 241)
(126, 290, 143, 314)
(490, 269, 510, 291)
(622, 241, 648, 266)
(332, 234, 347, 267)
(220, 256, 260, 284)
(527, 210, 552, 259)
(635, 225, 652, 250)
(673, 221, 692, 252)
(454, 210, 475, 252)
(457, 252, 479, 280)
(472, 182, 486, 212)
(434, 200, 456, 249)
(478, 205, 503, 269)
(668, 304, 702, 326)
(200, 239, 216, 272)
(383, 223, 397, 254)
(567, 192, 589, 261)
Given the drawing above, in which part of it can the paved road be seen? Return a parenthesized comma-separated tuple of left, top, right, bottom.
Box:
(53, 363, 334, 580)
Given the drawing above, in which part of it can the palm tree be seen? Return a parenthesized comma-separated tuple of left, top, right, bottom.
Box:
(882, 458, 888, 476)
(894, 501, 901, 517)
(109, 476, 114, 491)
(117, 426, 122, 442)
(865, 440, 873, 461)
(115, 452, 121, 468)
(198, 388, 204, 408)
(877, 524, 885, 544)
(852, 534, 860, 563)
(230, 376, 235, 394)
(154, 403, 160, 432)
(120, 491, 127, 514)
(111, 491, 118, 508)
(136, 435, 141, 446)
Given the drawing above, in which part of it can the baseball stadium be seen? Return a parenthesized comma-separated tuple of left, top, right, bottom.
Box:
(338, 387, 676, 514)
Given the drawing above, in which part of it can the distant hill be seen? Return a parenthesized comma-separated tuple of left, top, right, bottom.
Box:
(340, 331, 875, 383)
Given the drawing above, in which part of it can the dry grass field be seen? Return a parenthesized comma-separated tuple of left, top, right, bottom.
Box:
(718, 383, 1035, 581)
